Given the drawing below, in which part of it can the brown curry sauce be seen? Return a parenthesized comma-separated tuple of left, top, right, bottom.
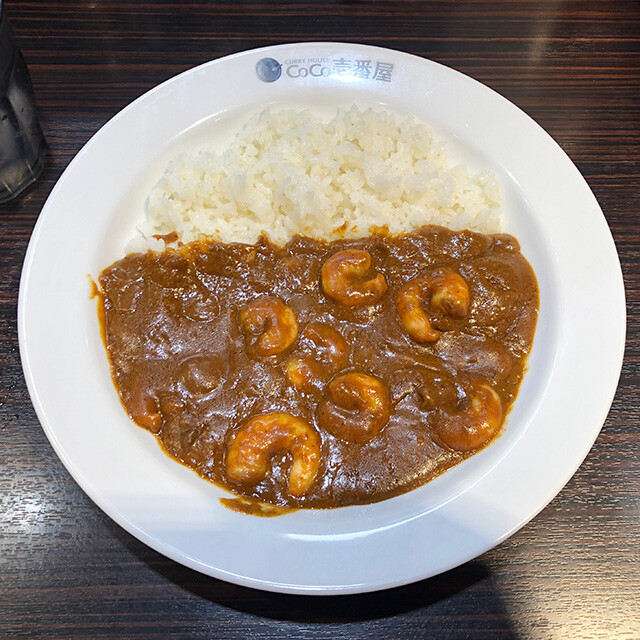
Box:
(98, 225, 539, 508)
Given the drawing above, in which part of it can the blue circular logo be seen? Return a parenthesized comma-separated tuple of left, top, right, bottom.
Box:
(256, 57, 282, 83)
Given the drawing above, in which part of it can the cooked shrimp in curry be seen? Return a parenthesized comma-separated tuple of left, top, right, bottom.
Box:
(321, 249, 388, 307)
(433, 383, 503, 452)
(285, 323, 349, 393)
(99, 225, 538, 509)
(396, 268, 470, 343)
(238, 297, 298, 356)
(226, 413, 321, 496)
(317, 372, 390, 444)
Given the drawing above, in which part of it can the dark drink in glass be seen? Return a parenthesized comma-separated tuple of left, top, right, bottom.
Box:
(0, 2, 46, 204)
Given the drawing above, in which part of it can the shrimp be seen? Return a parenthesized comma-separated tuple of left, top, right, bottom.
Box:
(238, 297, 298, 356)
(396, 268, 469, 343)
(433, 383, 503, 452)
(285, 323, 349, 392)
(321, 249, 387, 307)
(317, 372, 390, 443)
(304, 323, 349, 369)
(226, 413, 321, 496)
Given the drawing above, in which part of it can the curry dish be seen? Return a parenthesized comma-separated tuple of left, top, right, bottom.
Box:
(98, 225, 538, 508)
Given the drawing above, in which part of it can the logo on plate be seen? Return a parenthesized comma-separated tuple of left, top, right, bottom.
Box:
(255, 58, 282, 83)
(255, 56, 396, 84)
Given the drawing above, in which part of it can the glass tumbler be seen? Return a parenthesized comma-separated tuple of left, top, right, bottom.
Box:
(0, 3, 46, 204)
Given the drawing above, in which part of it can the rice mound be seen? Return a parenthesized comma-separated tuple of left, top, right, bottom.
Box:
(135, 106, 502, 250)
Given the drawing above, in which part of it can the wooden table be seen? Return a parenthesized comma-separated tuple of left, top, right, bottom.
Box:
(1, 1, 638, 638)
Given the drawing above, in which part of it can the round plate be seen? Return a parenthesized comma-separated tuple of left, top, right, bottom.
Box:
(18, 43, 625, 595)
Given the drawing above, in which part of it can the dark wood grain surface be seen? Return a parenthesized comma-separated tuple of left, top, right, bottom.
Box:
(1, 1, 638, 638)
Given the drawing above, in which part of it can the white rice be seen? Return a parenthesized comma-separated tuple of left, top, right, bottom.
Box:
(131, 106, 502, 251)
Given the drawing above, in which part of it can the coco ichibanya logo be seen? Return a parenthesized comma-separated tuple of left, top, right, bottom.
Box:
(255, 57, 395, 83)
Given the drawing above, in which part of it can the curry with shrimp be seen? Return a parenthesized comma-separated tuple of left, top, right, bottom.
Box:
(98, 225, 538, 508)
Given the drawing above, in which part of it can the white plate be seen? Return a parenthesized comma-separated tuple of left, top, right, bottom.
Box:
(18, 43, 625, 595)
